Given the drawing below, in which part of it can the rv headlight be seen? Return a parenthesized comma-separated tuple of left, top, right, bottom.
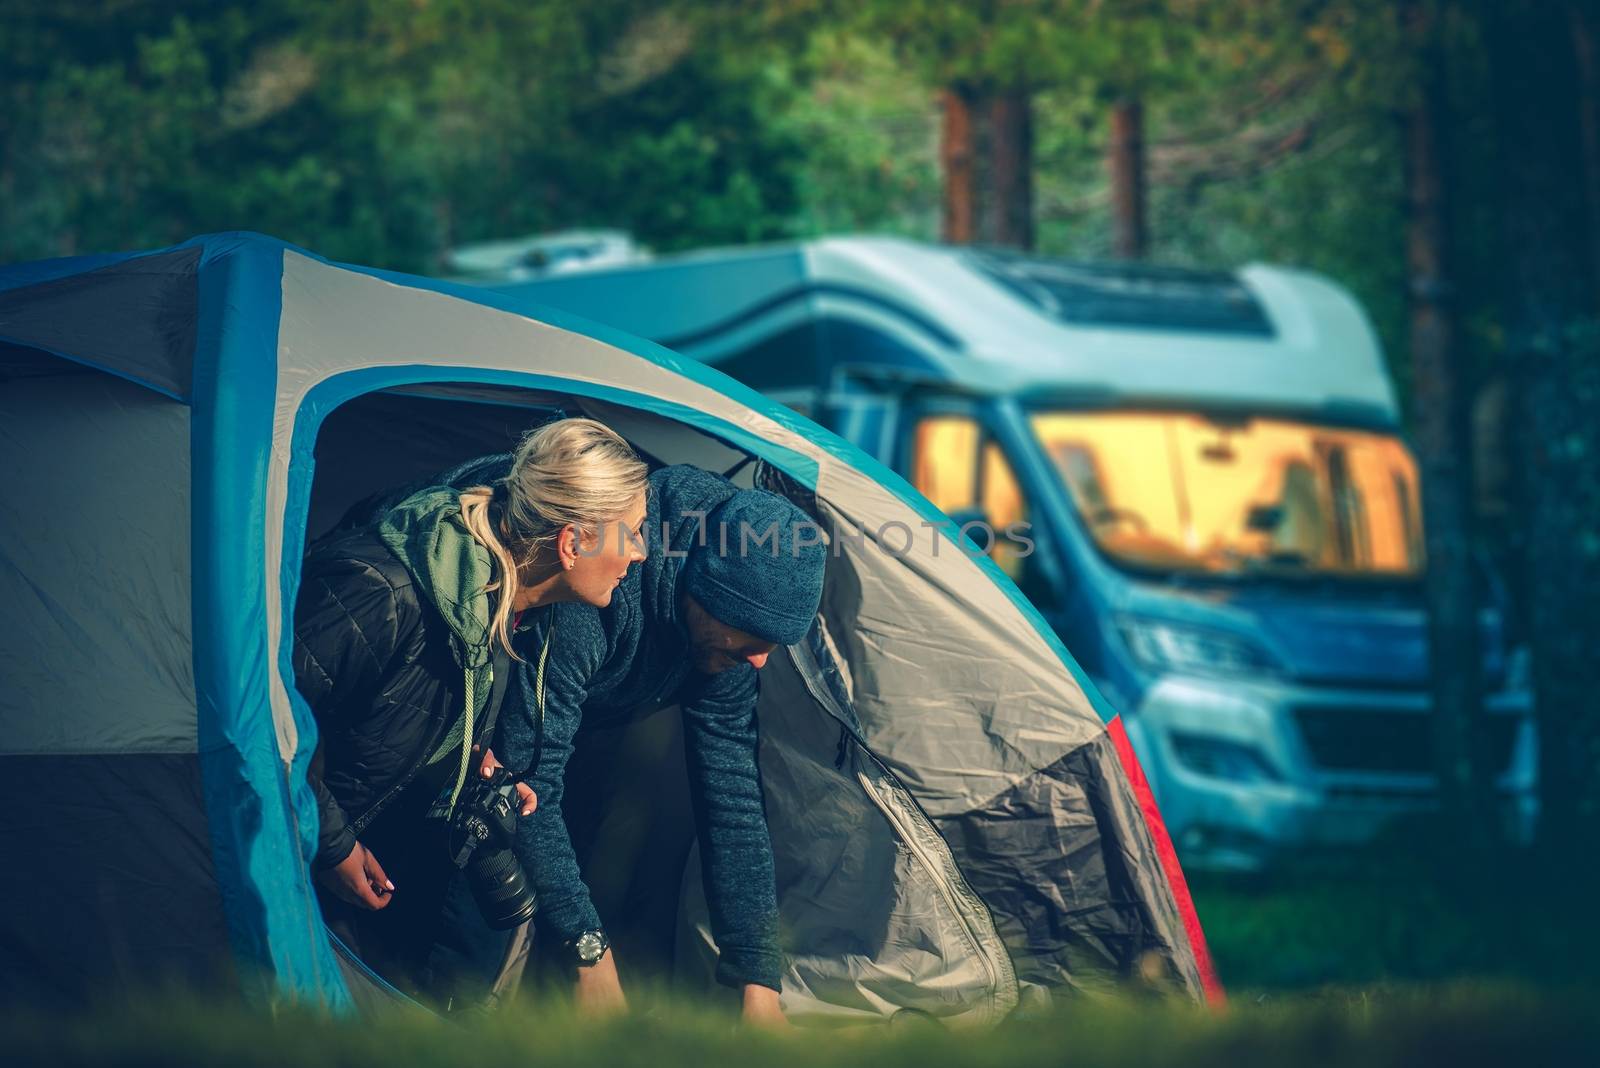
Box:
(1116, 616, 1282, 679)
(1168, 731, 1285, 785)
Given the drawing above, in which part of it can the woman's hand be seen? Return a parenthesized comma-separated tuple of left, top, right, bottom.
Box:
(573, 949, 629, 1018)
(476, 746, 537, 815)
(316, 840, 394, 910)
(741, 984, 791, 1030)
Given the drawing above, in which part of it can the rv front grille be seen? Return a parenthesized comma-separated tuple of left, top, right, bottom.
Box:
(1293, 706, 1521, 776)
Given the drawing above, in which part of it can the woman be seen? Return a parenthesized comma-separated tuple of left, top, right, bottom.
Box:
(293, 417, 648, 1003)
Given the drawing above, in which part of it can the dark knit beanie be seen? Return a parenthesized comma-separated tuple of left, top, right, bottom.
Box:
(681, 489, 826, 646)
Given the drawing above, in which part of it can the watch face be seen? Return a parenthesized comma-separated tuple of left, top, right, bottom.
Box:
(575, 931, 606, 963)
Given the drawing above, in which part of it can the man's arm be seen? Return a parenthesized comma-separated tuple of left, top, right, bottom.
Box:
(679, 664, 784, 993)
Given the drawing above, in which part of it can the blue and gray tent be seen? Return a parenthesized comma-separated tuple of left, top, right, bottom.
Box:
(0, 233, 1220, 1018)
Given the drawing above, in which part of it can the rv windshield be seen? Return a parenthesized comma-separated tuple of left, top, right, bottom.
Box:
(1031, 411, 1425, 580)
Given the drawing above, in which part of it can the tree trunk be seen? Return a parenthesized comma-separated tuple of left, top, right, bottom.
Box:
(988, 89, 1034, 249)
(1488, 0, 1600, 846)
(941, 86, 977, 244)
(1403, 0, 1486, 830)
(1569, 0, 1600, 311)
(1108, 98, 1147, 259)
(942, 85, 1036, 250)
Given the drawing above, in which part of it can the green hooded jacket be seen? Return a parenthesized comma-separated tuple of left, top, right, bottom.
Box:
(377, 488, 496, 807)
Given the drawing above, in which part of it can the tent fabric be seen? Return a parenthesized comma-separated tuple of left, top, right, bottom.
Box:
(0, 373, 195, 754)
(0, 232, 1219, 1014)
(933, 734, 1199, 993)
(0, 754, 234, 1004)
(746, 626, 1017, 1022)
(0, 246, 199, 400)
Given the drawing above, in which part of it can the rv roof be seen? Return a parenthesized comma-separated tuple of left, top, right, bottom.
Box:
(965, 251, 1276, 337)
(487, 236, 1400, 426)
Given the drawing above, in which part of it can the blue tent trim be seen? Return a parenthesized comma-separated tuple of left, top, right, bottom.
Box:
(191, 239, 351, 1009)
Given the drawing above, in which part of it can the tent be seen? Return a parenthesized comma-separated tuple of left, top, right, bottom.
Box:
(0, 232, 1220, 1018)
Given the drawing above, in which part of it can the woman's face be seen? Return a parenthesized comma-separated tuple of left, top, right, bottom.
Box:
(564, 490, 649, 607)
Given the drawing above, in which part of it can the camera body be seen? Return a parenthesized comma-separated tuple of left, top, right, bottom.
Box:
(448, 766, 537, 930)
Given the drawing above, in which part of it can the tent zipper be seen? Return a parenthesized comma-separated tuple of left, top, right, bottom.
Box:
(787, 645, 1019, 1022)
(852, 750, 1017, 1020)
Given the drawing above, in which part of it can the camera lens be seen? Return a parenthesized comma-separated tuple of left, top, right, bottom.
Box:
(467, 847, 537, 930)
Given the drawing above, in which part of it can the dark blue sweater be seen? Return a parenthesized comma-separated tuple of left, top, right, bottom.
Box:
(499, 465, 782, 991)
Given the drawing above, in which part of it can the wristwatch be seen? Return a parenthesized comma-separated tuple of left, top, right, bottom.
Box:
(566, 928, 609, 967)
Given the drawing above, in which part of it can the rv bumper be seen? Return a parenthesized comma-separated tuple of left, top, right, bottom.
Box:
(1122, 674, 1538, 871)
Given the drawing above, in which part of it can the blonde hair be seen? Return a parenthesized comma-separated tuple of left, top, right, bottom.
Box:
(460, 418, 648, 657)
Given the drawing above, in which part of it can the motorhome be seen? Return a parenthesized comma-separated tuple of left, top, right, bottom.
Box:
(488, 237, 1537, 869)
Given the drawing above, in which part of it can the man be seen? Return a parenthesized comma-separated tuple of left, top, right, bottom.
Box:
(497, 462, 825, 1026)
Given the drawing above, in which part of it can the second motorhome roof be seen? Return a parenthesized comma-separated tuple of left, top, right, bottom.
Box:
(487, 237, 1400, 426)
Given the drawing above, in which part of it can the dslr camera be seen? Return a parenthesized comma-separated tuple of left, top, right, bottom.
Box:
(447, 765, 537, 930)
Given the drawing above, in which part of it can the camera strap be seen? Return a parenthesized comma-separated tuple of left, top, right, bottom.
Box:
(437, 629, 526, 819)
(485, 609, 555, 782)
(477, 641, 515, 748)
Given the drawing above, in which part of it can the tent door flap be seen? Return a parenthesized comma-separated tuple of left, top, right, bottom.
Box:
(787, 628, 1021, 1021)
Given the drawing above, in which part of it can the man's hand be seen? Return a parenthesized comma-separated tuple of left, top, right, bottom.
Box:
(741, 984, 790, 1030)
(316, 840, 393, 910)
(573, 948, 628, 1018)
(476, 746, 537, 816)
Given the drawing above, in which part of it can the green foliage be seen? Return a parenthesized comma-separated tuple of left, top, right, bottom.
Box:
(3, 983, 1598, 1068)
(0, 1, 814, 270)
(778, 32, 941, 237)
(0, 0, 1530, 400)
(822, 0, 1219, 96)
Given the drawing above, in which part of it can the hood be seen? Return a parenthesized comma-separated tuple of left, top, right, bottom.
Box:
(377, 487, 495, 670)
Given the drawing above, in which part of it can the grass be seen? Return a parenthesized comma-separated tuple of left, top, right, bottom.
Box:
(1190, 837, 1600, 992)
(3, 984, 1596, 1068)
(5, 840, 1598, 1066)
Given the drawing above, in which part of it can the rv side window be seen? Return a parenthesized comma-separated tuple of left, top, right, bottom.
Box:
(980, 441, 1029, 582)
(910, 416, 1046, 601)
(911, 416, 981, 514)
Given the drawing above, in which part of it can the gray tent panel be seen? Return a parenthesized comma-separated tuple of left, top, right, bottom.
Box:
(0, 247, 200, 400)
(0, 367, 213, 1005)
(0, 753, 234, 1004)
(933, 735, 1204, 995)
(0, 372, 196, 755)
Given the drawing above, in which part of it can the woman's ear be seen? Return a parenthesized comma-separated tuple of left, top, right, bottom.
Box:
(558, 524, 580, 571)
